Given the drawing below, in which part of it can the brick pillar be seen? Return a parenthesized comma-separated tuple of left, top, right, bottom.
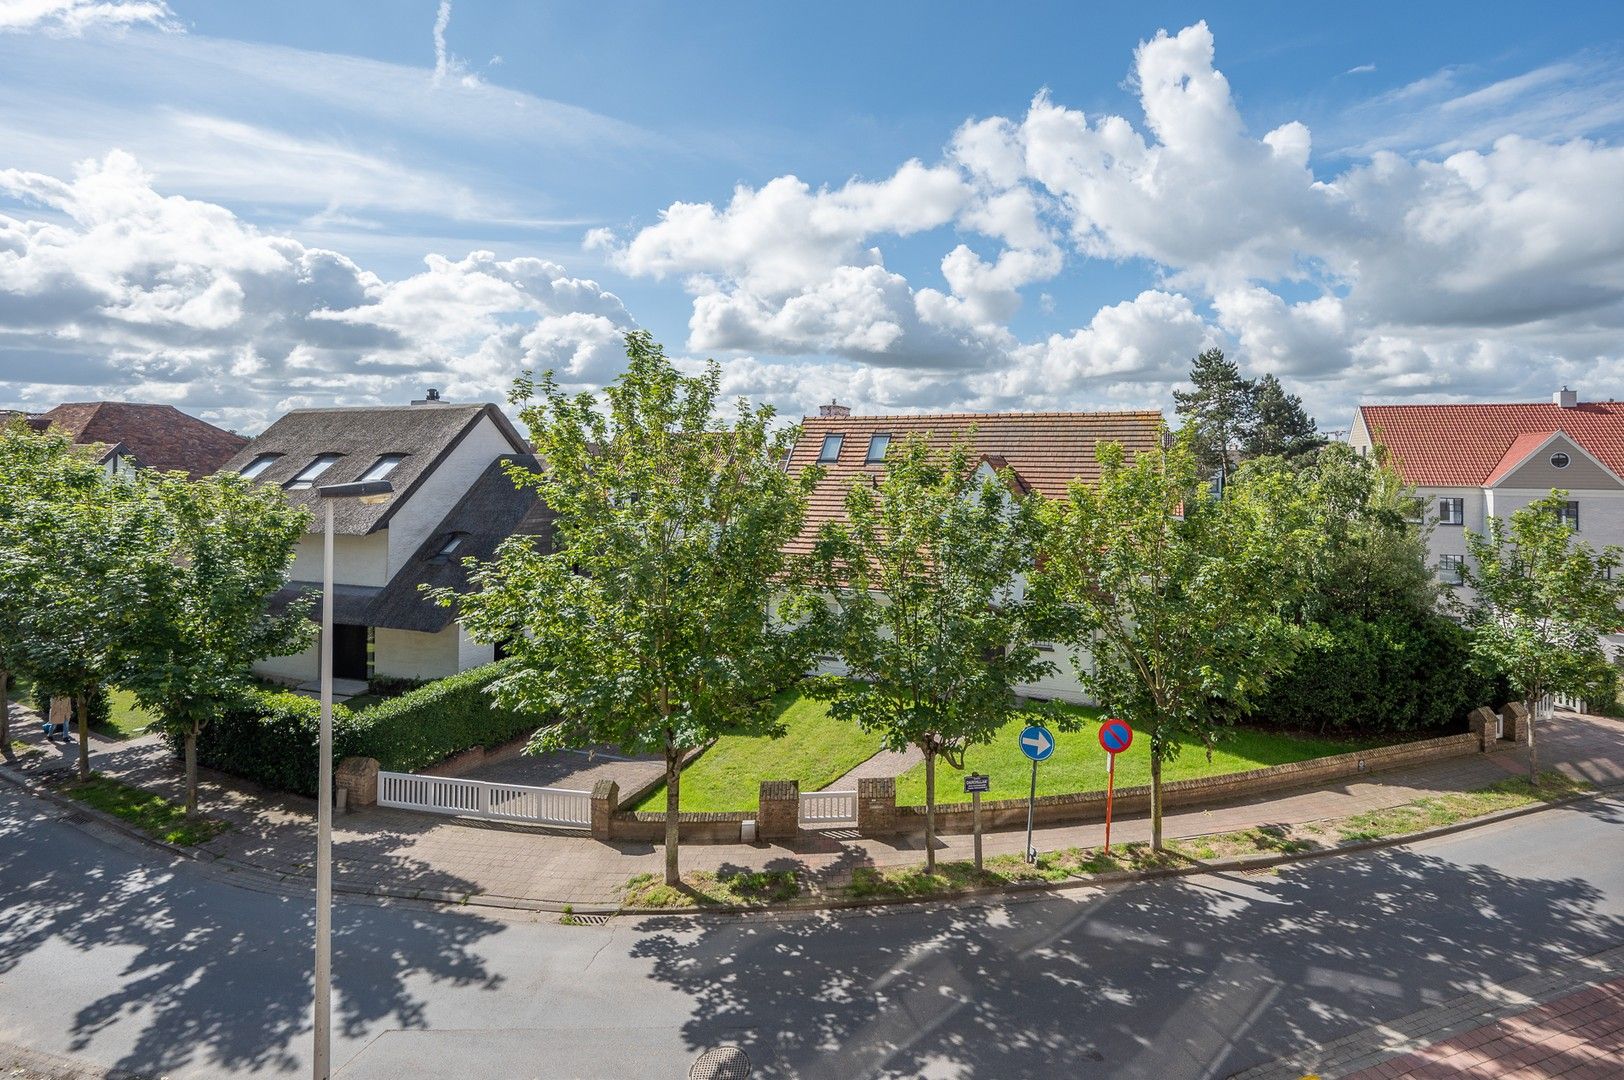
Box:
(590, 779, 619, 842)
(1502, 701, 1531, 744)
(757, 780, 799, 841)
(857, 776, 898, 837)
(1468, 706, 1501, 752)
(334, 757, 379, 807)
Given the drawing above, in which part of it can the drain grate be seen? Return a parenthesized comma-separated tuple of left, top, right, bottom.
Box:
(690, 1046, 751, 1080)
(1237, 866, 1277, 878)
(562, 912, 610, 926)
(62, 812, 90, 825)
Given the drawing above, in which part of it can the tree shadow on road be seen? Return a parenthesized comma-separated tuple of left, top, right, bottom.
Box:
(0, 783, 505, 1078)
(629, 797, 1624, 1079)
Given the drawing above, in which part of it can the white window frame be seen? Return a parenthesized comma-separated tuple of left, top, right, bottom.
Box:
(817, 434, 844, 463)
(864, 433, 891, 464)
(1557, 500, 1580, 531)
(1438, 554, 1465, 586)
(239, 454, 280, 480)
(286, 453, 342, 490)
(358, 453, 406, 482)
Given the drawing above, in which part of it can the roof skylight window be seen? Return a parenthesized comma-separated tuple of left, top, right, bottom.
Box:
(285, 453, 342, 490)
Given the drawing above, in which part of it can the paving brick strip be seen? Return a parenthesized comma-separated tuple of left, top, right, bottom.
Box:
(1230, 945, 1624, 1079)
(4, 711, 1623, 911)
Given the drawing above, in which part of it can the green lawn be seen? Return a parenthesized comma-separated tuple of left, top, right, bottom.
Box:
(631, 690, 884, 812)
(97, 688, 157, 740)
(894, 705, 1386, 806)
(63, 774, 227, 846)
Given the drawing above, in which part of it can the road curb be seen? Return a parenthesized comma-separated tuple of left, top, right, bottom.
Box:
(9, 756, 1609, 920)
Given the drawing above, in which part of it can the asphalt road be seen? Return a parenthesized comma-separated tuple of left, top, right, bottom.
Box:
(1, 783, 1621, 1080)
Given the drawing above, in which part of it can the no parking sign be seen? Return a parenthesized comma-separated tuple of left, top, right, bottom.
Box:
(1100, 717, 1134, 853)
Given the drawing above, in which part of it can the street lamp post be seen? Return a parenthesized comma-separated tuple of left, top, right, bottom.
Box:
(312, 479, 392, 1080)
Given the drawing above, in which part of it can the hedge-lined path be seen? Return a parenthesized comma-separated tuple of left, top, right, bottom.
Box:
(10, 711, 1624, 908)
(818, 745, 924, 791)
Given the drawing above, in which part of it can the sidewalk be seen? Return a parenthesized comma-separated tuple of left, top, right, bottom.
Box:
(8, 710, 1624, 908)
(1232, 945, 1624, 1079)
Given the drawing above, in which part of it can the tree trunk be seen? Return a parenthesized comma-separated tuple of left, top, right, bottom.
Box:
(184, 722, 200, 816)
(924, 747, 936, 874)
(0, 666, 11, 765)
(75, 692, 90, 780)
(1526, 694, 1539, 785)
(1150, 746, 1164, 852)
(663, 737, 681, 886)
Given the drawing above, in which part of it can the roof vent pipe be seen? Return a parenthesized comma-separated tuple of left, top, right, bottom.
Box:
(1555, 386, 1578, 409)
(413, 388, 446, 405)
(818, 400, 851, 419)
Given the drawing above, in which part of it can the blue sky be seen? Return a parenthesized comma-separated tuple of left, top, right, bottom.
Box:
(3, 1, 1623, 432)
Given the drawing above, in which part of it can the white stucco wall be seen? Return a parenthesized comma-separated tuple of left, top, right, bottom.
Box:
(253, 641, 318, 685)
(373, 625, 462, 680)
(385, 414, 521, 579)
(287, 531, 391, 588)
(457, 625, 495, 671)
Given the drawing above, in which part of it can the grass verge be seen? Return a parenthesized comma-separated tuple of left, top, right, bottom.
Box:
(62, 773, 228, 846)
(1334, 771, 1588, 842)
(8, 739, 44, 761)
(632, 690, 882, 812)
(842, 844, 1183, 900)
(623, 868, 801, 908)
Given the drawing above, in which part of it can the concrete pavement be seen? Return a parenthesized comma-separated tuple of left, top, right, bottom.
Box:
(1, 777, 1621, 1078)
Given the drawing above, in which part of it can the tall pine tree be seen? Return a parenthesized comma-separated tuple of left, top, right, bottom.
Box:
(1245, 373, 1323, 459)
(1172, 348, 1253, 482)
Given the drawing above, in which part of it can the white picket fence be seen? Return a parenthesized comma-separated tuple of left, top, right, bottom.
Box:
(1538, 693, 1587, 720)
(377, 771, 592, 830)
(799, 789, 857, 826)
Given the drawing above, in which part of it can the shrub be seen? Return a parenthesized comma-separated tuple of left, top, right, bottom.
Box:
(178, 688, 363, 797)
(29, 682, 109, 730)
(1249, 614, 1497, 735)
(351, 660, 543, 772)
(366, 674, 426, 699)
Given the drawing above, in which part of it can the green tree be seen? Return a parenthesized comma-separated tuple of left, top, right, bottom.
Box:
(1037, 432, 1316, 849)
(444, 331, 820, 885)
(1243, 373, 1323, 460)
(1172, 347, 1253, 482)
(1463, 492, 1624, 780)
(120, 471, 314, 814)
(6, 443, 157, 779)
(794, 435, 1061, 872)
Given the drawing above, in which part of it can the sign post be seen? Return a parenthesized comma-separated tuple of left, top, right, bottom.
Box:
(963, 773, 990, 871)
(1098, 717, 1134, 853)
(1017, 724, 1055, 865)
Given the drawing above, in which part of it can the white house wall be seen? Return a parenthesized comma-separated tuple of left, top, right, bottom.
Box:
(374, 625, 461, 680)
(457, 625, 495, 671)
(254, 640, 319, 685)
(385, 415, 520, 580)
(287, 530, 390, 587)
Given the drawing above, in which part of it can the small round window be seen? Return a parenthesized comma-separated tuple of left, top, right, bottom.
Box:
(1551, 452, 1570, 469)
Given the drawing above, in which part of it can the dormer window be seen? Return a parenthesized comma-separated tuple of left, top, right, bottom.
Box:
(865, 433, 891, 463)
(818, 434, 844, 463)
(239, 453, 280, 480)
(433, 534, 466, 560)
(285, 453, 342, 490)
(359, 454, 406, 482)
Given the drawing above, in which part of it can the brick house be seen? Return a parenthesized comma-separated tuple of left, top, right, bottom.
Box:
(219, 393, 551, 688)
(5, 401, 248, 478)
(1350, 387, 1624, 662)
(783, 403, 1165, 704)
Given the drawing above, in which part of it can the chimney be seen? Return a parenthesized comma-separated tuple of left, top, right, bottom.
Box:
(1555, 386, 1578, 409)
(818, 399, 851, 419)
(412, 388, 446, 405)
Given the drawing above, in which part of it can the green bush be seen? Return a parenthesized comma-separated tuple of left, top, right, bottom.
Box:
(1250, 614, 1498, 735)
(28, 682, 109, 730)
(180, 661, 544, 796)
(179, 689, 364, 798)
(351, 660, 543, 772)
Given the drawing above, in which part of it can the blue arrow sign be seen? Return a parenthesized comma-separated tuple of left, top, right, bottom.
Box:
(1018, 723, 1055, 762)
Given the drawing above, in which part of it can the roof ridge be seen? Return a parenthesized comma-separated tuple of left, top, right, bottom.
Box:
(800, 409, 1164, 420)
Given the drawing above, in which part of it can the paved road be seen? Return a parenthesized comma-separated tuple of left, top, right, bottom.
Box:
(1, 783, 1621, 1080)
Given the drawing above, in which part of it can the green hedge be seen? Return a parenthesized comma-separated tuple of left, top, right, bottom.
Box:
(1248, 614, 1500, 736)
(180, 660, 545, 796)
(349, 660, 543, 773)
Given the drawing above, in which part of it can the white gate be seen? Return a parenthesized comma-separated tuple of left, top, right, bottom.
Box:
(799, 789, 857, 826)
(377, 772, 591, 829)
(1539, 693, 1587, 719)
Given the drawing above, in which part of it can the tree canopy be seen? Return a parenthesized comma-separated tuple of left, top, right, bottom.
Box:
(793, 434, 1061, 871)
(444, 331, 820, 885)
(1173, 350, 1322, 479)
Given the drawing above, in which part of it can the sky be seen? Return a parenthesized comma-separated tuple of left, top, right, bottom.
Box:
(2, 1, 1624, 435)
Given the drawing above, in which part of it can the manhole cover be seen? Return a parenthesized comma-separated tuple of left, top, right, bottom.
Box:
(562, 912, 610, 926)
(690, 1045, 751, 1080)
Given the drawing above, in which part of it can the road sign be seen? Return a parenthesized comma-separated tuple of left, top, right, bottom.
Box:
(963, 773, 991, 794)
(1098, 717, 1134, 754)
(1018, 724, 1055, 762)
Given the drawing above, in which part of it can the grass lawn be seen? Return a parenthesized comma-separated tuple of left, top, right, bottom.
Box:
(63, 773, 227, 846)
(631, 690, 883, 812)
(894, 704, 1387, 806)
(96, 688, 157, 740)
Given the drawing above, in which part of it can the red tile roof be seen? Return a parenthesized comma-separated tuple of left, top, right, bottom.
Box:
(785, 410, 1164, 556)
(35, 402, 248, 479)
(1357, 402, 1624, 487)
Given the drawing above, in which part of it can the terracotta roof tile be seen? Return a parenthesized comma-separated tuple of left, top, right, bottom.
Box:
(1357, 402, 1624, 486)
(35, 401, 248, 478)
(785, 410, 1164, 555)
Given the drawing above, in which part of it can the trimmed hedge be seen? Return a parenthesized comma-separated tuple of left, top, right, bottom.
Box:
(181, 660, 545, 797)
(350, 660, 543, 773)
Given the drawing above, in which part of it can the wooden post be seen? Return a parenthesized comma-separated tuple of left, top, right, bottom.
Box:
(972, 790, 983, 872)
